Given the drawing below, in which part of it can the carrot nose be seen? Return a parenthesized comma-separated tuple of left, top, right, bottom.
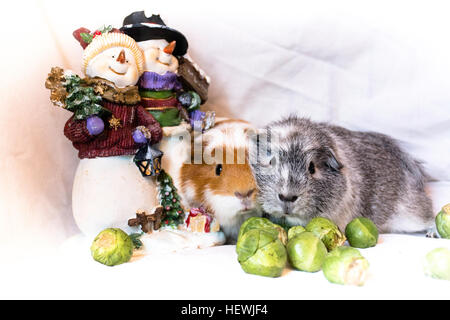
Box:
(116, 50, 126, 63)
(163, 41, 176, 55)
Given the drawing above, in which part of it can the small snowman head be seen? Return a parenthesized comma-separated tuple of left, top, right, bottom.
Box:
(138, 39, 179, 75)
(120, 12, 189, 75)
(79, 32, 144, 88)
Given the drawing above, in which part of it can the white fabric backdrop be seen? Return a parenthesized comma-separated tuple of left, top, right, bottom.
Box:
(1, 0, 449, 273)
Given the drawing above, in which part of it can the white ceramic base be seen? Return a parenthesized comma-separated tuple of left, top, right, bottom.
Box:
(72, 123, 192, 237)
(72, 155, 158, 237)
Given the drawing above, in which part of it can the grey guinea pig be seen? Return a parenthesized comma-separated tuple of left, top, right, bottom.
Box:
(249, 116, 434, 233)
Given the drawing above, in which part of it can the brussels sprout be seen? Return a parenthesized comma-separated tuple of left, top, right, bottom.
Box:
(424, 248, 450, 281)
(287, 232, 327, 272)
(273, 225, 288, 245)
(436, 204, 450, 239)
(306, 217, 346, 251)
(238, 217, 287, 245)
(288, 226, 306, 241)
(238, 217, 275, 240)
(345, 217, 379, 248)
(322, 246, 369, 286)
(237, 229, 287, 277)
(91, 228, 134, 266)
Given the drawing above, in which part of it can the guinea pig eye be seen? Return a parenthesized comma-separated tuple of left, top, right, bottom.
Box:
(308, 162, 316, 175)
(269, 157, 276, 167)
(215, 164, 223, 176)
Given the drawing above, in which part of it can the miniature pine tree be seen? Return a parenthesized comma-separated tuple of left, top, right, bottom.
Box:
(63, 74, 108, 120)
(157, 170, 185, 227)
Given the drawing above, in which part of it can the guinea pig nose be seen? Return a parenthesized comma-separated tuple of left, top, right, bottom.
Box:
(278, 194, 298, 203)
(235, 189, 256, 199)
(246, 189, 255, 198)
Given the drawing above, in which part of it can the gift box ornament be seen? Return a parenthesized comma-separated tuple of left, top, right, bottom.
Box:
(186, 208, 220, 233)
(133, 144, 163, 177)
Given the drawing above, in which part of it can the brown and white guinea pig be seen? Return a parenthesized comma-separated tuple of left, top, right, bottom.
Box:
(179, 118, 262, 243)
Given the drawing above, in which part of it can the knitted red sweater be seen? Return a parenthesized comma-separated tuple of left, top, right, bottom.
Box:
(64, 101, 162, 159)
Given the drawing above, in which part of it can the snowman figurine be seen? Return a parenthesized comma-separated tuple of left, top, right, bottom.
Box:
(120, 11, 213, 185)
(121, 11, 203, 127)
(63, 28, 163, 236)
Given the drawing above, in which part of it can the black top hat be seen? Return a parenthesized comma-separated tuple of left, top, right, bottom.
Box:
(120, 11, 188, 57)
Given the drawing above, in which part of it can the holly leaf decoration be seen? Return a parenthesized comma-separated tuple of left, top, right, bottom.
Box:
(80, 32, 93, 44)
(99, 25, 113, 34)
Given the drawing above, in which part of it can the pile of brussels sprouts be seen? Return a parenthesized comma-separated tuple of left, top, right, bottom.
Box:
(236, 204, 450, 284)
(87, 205, 450, 282)
(236, 216, 373, 285)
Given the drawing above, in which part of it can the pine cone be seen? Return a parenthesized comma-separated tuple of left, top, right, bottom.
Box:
(45, 67, 68, 108)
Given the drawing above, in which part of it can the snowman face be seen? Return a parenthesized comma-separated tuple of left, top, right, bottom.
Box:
(138, 39, 179, 75)
(86, 47, 139, 88)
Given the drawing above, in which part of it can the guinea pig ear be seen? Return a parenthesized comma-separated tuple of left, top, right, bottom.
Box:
(324, 148, 343, 172)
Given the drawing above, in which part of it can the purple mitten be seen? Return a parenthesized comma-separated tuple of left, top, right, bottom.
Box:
(190, 110, 205, 132)
(86, 116, 104, 135)
(132, 128, 147, 144)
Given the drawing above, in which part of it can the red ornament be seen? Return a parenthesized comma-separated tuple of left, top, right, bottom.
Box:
(165, 220, 169, 224)
(172, 199, 177, 203)
(92, 30, 102, 38)
(165, 206, 171, 211)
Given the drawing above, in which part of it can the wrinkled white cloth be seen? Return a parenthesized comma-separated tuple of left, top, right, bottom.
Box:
(0, 0, 450, 299)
